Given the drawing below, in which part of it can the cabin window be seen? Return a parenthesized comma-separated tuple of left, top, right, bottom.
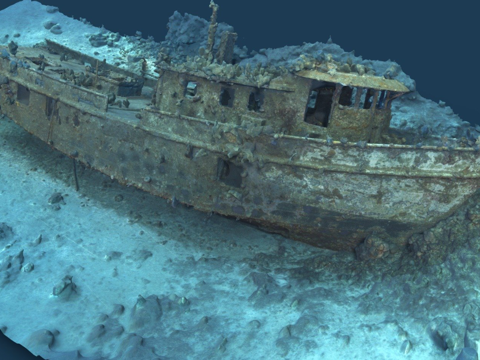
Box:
(17, 84, 30, 106)
(376, 90, 386, 109)
(363, 89, 374, 109)
(219, 87, 235, 107)
(356, 88, 367, 108)
(248, 89, 264, 112)
(339, 86, 353, 106)
(353, 87, 363, 108)
(384, 91, 395, 109)
(217, 158, 243, 188)
(304, 85, 335, 127)
(185, 82, 197, 98)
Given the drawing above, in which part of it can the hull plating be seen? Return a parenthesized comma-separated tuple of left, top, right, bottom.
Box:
(2, 84, 479, 251)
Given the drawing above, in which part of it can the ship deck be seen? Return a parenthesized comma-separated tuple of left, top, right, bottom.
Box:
(105, 95, 152, 122)
(8, 43, 152, 122)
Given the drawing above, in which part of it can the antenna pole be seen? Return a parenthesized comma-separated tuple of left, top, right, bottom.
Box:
(206, 1, 219, 63)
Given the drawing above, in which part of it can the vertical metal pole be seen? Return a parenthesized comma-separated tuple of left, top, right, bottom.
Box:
(73, 158, 79, 191)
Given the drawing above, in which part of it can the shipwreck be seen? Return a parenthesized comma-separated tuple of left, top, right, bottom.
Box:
(1, 2, 479, 255)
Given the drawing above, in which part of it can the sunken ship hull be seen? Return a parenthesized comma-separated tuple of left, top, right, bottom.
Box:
(1, 38, 480, 252)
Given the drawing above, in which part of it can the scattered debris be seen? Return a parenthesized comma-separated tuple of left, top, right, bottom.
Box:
(42, 20, 56, 30)
(52, 275, 77, 300)
(50, 24, 62, 35)
(48, 192, 64, 205)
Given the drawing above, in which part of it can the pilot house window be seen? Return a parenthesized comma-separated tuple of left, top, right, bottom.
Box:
(363, 89, 374, 109)
(304, 85, 335, 127)
(376, 90, 386, 109)
(338, 86, 353, 106)
(219, 87, 235, 107)
(17, 84, 30, 106)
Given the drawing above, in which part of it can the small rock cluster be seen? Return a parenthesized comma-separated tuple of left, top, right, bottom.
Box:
(42, 20, 62, 35)
(89, 31, 121, 48)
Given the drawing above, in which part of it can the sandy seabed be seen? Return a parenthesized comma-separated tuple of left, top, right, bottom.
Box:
(1, 115, 480, 360)
(1, 1, 480, 359)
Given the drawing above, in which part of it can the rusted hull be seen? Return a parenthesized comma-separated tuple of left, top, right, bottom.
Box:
(1, 82, 480, 251)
